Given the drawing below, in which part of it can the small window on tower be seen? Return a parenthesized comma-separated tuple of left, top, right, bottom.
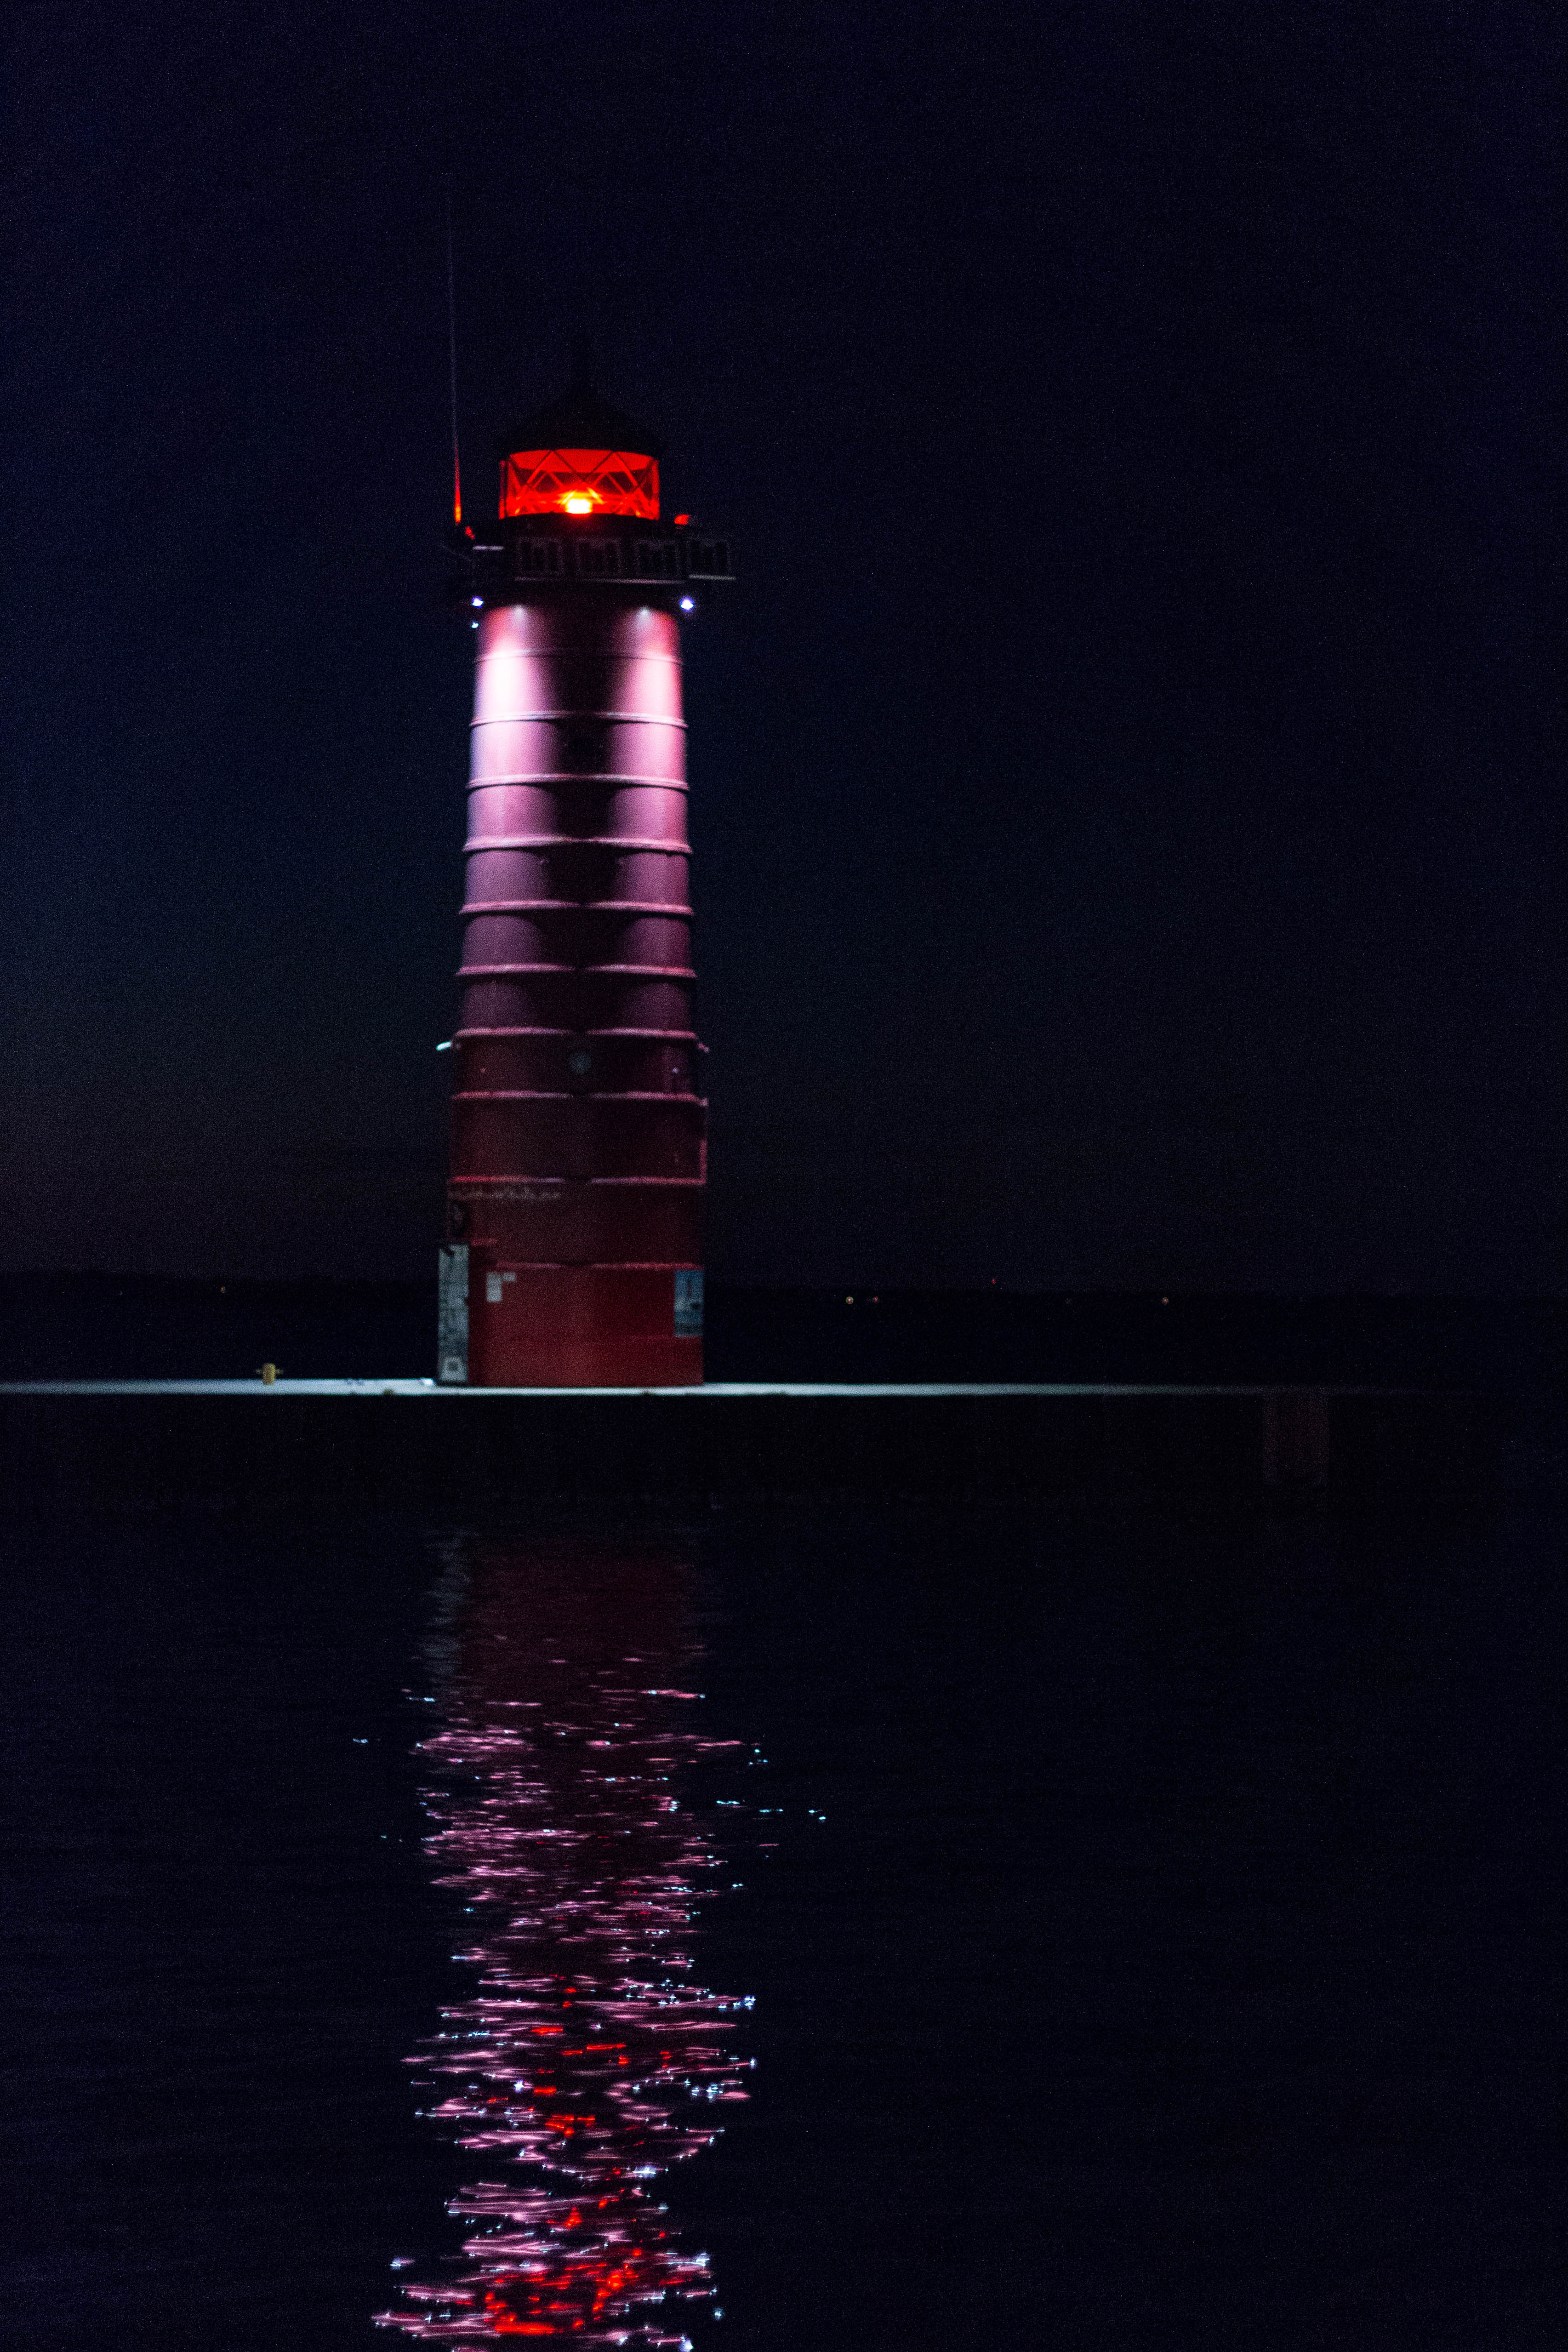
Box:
(686, 538, 732, 579)
(515, 539, 563, 578)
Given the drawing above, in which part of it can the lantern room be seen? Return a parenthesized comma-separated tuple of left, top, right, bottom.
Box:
(496, 368, 665, 521)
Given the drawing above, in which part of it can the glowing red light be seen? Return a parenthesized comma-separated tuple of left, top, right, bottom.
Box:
(500, 447, 660, 520)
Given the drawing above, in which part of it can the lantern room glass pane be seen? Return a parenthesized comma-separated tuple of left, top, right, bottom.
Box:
(500, 446, 661, 520)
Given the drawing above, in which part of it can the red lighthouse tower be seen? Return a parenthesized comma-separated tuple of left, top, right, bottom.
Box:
(437, 362, 731, 1387)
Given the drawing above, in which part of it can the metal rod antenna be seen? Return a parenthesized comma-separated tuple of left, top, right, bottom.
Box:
(445, 188, 462, 524)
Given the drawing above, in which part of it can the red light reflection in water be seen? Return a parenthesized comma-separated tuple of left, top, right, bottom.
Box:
(377, 1541, 750, 2347)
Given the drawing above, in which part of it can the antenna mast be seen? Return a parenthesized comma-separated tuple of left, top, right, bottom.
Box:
(445, 190, 462, 525)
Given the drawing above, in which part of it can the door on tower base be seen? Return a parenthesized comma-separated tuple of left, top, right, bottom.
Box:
(436, 1245, 469, 1383)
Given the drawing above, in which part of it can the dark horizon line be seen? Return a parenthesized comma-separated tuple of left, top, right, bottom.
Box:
(2, 1269, 1560, 1307)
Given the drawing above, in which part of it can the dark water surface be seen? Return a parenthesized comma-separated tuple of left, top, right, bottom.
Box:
(1, 1505, 1560, 2348)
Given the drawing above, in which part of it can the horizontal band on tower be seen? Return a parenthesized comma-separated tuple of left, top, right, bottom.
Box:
(589, 1175, 702, 1187)
(457, 963, 697, 979)
(460, 1261, 699, 1272)
(466, 775, 689, 794)
(473, 650, 684, 669)
(453, 1088, 703, 1103)
(455, 1026, 697, 1040)
(460, 900, 692, 917)
(464, 837, 691, 853)
(451, 1174, 702, 1189)
(470, 711, 687, 730)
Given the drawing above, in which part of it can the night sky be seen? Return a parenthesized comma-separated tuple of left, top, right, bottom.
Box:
(4, 1, 1559, 1292)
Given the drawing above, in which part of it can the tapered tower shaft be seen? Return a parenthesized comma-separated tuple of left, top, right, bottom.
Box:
(444, 596, 702, 1385)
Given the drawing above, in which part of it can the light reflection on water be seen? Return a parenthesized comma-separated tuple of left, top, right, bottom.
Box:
(377, 1537, 751, 2346)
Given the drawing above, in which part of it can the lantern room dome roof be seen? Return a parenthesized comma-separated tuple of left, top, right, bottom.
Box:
(496, 370, 665, 463)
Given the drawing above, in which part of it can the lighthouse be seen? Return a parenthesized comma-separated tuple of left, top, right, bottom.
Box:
(437, 362, 731, 1387)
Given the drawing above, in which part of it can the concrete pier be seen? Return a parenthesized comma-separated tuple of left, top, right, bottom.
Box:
(0, 1381, 1498, 1506)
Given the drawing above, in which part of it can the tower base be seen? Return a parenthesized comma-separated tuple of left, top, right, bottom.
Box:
(441, 1253, 703, 1387)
